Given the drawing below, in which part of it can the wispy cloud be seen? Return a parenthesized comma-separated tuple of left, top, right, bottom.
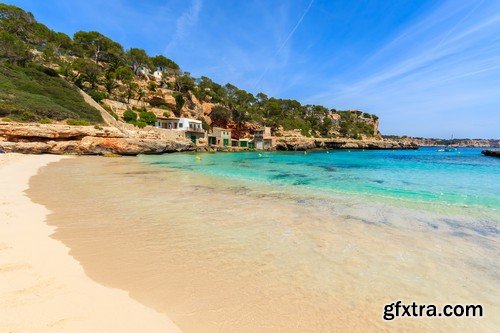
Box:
(305, 0, 500, 137)
(165, 0, 203, 52)
(253, 0, 314, 89)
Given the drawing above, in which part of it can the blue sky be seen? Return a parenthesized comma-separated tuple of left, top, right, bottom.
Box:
(5, 0, 500, 138)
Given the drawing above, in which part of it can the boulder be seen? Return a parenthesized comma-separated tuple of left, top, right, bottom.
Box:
(481, 150, 500, 157)
(0, 141, 52, 154)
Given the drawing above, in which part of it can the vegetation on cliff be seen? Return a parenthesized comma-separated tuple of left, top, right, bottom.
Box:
(0, 4, 379, 138)
(0, 64, 102, 123)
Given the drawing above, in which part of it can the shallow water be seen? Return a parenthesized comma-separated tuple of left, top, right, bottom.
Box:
(144, 147, 500, 212)
(29, 149, 499, 332)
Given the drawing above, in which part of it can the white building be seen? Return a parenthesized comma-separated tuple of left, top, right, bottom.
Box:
(155, 117, 205, 144)
(153, 70, 163, 80)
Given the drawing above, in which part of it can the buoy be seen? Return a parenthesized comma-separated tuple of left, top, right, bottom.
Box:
(258, 153, 262, 157)
(326, 151, 330, 154)
(195, 156, 202, 161)
(304, 151, 307, 155)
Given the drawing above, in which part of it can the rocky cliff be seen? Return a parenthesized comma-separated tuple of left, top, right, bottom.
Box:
(383, 136, 499, 148)
(0, 122, 194, 155)
(275, 136, 418, 151)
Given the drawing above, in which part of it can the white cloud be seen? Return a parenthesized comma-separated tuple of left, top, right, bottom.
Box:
(165, 0, 203, 52)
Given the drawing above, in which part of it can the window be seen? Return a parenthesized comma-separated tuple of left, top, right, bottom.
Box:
(179, 123, 183, 128)
(174, 123, 178, 129)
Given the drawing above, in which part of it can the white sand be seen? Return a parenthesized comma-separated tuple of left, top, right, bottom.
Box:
(0, 153, 180, 333)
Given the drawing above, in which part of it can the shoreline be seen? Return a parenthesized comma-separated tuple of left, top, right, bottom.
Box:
(0, 153, 180, 332)
(0, 122, 418, 155)
(27, 155, 499, 332)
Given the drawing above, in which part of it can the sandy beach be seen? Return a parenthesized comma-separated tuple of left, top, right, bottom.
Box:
(24, 155, 498, 332)
(0, 153, 180, 333)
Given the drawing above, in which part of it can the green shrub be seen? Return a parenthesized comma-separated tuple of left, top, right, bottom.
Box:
(139, 111, 156, 125)
(148, 82, 157, 92)
(17, 111, 39, 122)
(88, 90, 107, 103)
(132, 106, 147, 112)
(39, 117, 52, 124)
(133, 121, 147, 128)
(172, 92, 184, 112)
(67, 118, 90, 126)
(123, 109, 137, 122)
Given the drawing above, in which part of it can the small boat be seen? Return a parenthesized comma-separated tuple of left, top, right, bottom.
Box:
(438, 134, 458, 152)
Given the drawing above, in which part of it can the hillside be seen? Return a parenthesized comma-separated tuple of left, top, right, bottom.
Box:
(0, 64, 102, 124)
(0, 3, 380, 140)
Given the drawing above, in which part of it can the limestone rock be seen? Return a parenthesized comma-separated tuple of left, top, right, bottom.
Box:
(275, 137, 418, 151)
(0, 122, 126, 140)
(0, 122, 195, 155)
(0, 136, 194, 155)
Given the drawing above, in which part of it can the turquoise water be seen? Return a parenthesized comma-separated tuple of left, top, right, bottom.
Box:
(142, 147, 500, 212)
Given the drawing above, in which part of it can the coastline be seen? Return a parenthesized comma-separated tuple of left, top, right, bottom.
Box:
(0, 153, 180, 333)
(0, 122, 418, 156)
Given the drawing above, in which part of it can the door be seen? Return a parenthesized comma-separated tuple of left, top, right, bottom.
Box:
(223, 138, 229, 146)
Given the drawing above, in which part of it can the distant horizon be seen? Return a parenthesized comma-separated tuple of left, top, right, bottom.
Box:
(4, 0, 499, 139)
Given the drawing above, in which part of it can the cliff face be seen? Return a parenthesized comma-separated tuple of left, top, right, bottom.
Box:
(274, 136, 418, 151)
(0, 122, 194, 155)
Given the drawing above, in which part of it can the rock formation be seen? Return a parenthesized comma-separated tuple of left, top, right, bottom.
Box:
(481, 150, 500, 157)
(275, 137, 418, 151)
(0, 122, 194, 155)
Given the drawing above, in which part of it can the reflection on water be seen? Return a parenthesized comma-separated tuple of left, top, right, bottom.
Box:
(30, 156, 499, 332)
